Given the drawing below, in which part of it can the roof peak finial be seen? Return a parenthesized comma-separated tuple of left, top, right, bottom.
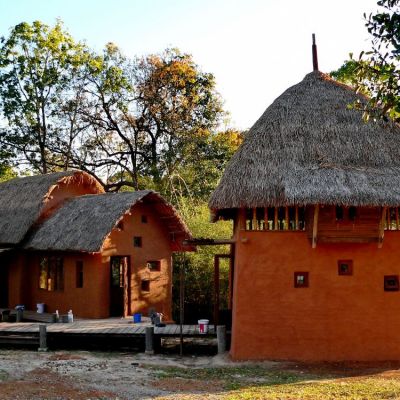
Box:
(312, 33, 319, 72)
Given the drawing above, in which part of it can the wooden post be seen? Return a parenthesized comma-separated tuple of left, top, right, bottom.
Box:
(378, 207, 387, 248)
(264, 208, 268, 230)
(38, 324, 48, 352)
(214, 256, 220, 330)
(252, 208, 257, 230)
(396, 208, 399, 230)
(16, 309, 23, 322)
(274, 207, 278, 230)
(145, 326, 154, 355)
(285, 206, 289, 230)
(179, 253, 185, 356)
(217, 325, 226, 354)
(295, 206, 299, 230)
(312, 205, 319, 249)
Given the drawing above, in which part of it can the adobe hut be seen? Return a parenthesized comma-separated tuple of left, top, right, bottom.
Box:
(1, 171, 192, 319)
(209, 43, 400, 361)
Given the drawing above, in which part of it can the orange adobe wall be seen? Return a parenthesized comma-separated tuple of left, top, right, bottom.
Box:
(231, 227, 400, 361)
(9, 252, 109, 318)
(102, 201, 173, 320)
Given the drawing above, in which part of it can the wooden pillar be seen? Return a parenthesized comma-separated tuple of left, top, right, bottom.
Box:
(217, 325, 226, 354)
(378, 206, 387, 248)
(295, 206, 299, 230)
(145, 326, 155, 354)
(252, 208, 257, 230)
(396, 208, 399, 230)
(214, 255, 220, 329)
(264, 208, 269, 230)
(285, 207, 289, 230)
(228, 245, 235, 310)
(274, 207, 278, 230)
(312, 205, 319, 249)
(38, 324, 48, 352)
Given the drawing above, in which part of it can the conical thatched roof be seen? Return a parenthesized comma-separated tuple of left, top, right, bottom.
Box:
(0, 171, 102, 246)
(24, 191, 193, 252)
(209, 71, 400, 216)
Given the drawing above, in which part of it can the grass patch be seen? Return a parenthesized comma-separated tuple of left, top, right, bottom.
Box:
(147, 364, 400, 399)
(0, 370, 9, 381)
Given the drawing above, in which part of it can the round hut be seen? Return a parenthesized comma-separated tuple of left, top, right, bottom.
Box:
(210, 56, 400, 360)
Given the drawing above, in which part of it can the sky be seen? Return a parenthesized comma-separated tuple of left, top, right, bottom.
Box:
(0, 0, 381, 130)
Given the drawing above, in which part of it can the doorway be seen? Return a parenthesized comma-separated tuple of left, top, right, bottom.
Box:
(0, 262, 8, 307)
(109, 256, 130, 317)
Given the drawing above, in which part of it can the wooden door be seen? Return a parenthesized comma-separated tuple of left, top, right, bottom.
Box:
(109, 256, 130, 317)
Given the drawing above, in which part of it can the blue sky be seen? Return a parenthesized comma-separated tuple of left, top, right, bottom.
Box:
(1, 0, 380, 129)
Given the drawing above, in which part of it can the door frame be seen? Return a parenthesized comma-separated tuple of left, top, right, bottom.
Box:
(109, 255, 131, 317)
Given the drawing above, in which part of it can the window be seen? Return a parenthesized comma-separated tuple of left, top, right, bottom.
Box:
(133, 236, 142, 247)
(141, 215, 148, 223)
(348, 207, 357, 221)
(76, 261, 84, 288)
(384, 275, 399, 291)
(336, 206, 344, 221)
(245, 206, 306, 231)
(39, 257, 64, 291)
(294, 272, 309, 288)
(147, 260, 161, 271)
(338, 260, 353, 276)
(386, 207, 400, 230)
(141, 279, 150, 292)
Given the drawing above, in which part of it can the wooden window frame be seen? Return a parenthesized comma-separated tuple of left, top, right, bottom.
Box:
(294, 272, 309, 288)
(39, 256, 64, 292)
(338, 260, 353, 276)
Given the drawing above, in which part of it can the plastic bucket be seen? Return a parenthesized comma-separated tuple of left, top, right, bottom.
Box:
(36, 303, 45, 314)
(133, 313, 142, 323)
(198, 319, 209, 334)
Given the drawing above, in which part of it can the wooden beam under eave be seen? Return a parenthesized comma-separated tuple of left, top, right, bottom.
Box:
(312, 204, 319, 249)
(378, 206, 387, 248)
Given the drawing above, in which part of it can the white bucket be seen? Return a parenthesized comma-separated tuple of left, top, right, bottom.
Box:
(198, 319, 209, 334)
(36, 303, 45, 314)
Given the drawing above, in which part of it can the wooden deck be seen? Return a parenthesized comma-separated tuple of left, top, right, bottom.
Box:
(0, 318, 216, 338)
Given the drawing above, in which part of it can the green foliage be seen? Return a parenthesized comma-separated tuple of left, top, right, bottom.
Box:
(332, 0, 400, 121)
(0, 20, 88, 173)
(172, 199, 233, 322)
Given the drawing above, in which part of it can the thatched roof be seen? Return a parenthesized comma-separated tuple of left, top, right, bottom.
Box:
(0, 171, 102, 246)
(24, 191, 193, 252)
(209, 71, 400, 217)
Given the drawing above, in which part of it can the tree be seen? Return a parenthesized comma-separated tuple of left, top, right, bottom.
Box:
(332, 0, 400, 121)
(0, 20, 88, 173)
(73, 47, 225, 193)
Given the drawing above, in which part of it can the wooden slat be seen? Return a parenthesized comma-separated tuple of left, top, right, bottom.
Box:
(312, 205, 319, 249)
(378, 207, 387, 248)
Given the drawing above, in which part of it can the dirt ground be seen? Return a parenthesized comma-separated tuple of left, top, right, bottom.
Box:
(0, 348, 245, 400)
(3, 348, 400, 399)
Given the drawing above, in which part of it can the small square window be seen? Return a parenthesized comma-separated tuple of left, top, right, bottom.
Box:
(147, 260, 161, 271)
(141, 215, 148, 223)
(116, 221, 124, 230)
(384, 275, 399, 291)
(133, 236, 142, 247)
(294, 272, 309, 288)
(141, 280, 150, 292)
(336, 206, 344, 221)
(338, 260, 353, 276)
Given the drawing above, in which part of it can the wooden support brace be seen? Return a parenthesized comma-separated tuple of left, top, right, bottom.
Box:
(145, 326, 155, 354)
(378, 207, 387, 248)
(312, 205, 319, 249)
(217, 325, 227, 354)
(38, 324, 48, 352)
